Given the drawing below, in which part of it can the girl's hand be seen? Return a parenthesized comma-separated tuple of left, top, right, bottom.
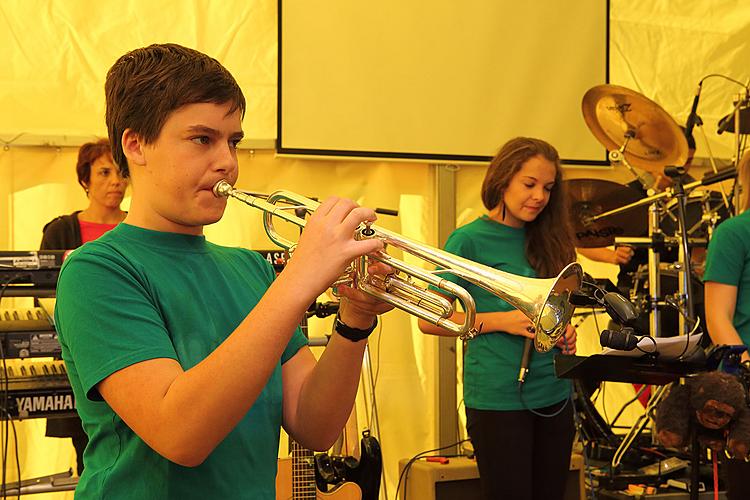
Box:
(498, 310, 535, 339)
(555, 324, 577, 354)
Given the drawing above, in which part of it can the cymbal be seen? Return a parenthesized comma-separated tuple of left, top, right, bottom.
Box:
(582, 84, 689, 173)
(717, 106, 750, 134)
(565, 178, 648, 248)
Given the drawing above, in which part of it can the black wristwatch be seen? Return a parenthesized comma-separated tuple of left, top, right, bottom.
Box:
(333, 313, 378, 342)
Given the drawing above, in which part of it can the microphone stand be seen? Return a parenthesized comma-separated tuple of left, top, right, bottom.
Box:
(664, 167, 695, 335)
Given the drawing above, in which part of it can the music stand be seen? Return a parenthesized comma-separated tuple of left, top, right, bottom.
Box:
(555, 353, 704, 386)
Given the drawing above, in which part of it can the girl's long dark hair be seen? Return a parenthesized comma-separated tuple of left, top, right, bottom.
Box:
(481, 137, 576, 278)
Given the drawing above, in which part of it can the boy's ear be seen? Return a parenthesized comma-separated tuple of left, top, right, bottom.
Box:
(121, 129, 147, 166)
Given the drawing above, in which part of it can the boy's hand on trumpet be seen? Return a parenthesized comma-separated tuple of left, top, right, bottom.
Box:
(336, 261, 395, 329)
(285, 196, 385, 301)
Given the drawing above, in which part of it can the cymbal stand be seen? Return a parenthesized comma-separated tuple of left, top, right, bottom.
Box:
(730, 89, 749, 169)
(609, 132, 654, 191)
(646, 201, 663, 338)
(665, 168, 695, 336)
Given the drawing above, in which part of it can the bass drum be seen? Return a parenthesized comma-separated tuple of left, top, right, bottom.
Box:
(627, 263, 705, 339)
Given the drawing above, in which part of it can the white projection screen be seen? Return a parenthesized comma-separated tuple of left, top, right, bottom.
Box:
(279, 1, 609, 164)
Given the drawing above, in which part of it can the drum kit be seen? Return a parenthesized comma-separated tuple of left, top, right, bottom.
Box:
(568, 83, 747, 338)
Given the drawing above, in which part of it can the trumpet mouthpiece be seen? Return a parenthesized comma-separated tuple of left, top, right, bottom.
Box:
(212, 180, 232, 198)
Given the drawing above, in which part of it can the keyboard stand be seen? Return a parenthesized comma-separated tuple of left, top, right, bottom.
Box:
(0, 469, 78, 496)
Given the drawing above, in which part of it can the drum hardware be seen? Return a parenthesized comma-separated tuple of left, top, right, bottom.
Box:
(608, 134, 654, 191)
(578, 82, 739, 500)
(579, 83, 712, 338)
(666, 168, 696, 336)
(585, 169, 735, 229)
(646, 202, 665, 337)
(690, 74, 749, 216)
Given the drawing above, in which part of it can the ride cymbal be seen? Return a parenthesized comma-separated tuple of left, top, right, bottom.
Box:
(566, 178, 648, 248)
(582, 84, 689, 173)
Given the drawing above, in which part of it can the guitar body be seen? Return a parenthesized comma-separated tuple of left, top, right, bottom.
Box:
(276, 457, 361, 500)
(316, 431, 382, 500)
(317, 482, 361, 500)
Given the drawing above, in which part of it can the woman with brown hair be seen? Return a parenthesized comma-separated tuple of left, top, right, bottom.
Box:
(41, 138, 127, 249)
(419, 137, 578, 500)
(40, 138, 126, 475)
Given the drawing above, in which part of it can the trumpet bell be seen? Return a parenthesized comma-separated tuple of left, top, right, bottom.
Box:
(530, 263, 583, 352)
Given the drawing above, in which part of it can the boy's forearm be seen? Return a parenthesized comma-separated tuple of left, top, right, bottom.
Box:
(291, 334, 367, 450)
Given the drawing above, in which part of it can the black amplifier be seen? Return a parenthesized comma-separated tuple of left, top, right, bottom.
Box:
(0, 250, 66, 288)
(0, 308, 61, 358)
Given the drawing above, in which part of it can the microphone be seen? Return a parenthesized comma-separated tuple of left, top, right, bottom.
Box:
(717, 114, 733, 135)
(518, 337, 533, 384)
(571, 275, 638, 325)
(600, 327, 640, 351)
(602, 292, 639, 325)
(684, 82, 703, 140)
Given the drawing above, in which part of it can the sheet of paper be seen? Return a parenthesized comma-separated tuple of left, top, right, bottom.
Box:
(598, 332, 703, 360)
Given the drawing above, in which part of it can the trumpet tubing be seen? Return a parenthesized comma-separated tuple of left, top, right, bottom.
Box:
(213, 180, 582, 351)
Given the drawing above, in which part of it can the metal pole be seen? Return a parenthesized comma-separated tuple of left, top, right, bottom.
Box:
(435, 164, 459, 454)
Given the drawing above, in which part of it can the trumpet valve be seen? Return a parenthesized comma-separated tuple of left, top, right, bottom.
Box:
(360, 222, 376, 237)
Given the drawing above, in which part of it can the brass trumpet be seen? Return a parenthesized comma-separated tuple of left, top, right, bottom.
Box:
(213, 180, 582, 352)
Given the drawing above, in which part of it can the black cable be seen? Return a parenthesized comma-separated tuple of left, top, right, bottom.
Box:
(0, 410, 19, 500)
(367, 319, 386, 499)
(699, 73, 750, 90)
(663, 296, 703, 360)
(395, 439, 469, 500)
(0, 278, 20, 500)
(518, 330, 572, 418)
(634, 335, 658, 355)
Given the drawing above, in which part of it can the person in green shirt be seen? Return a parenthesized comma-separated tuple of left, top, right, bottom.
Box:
(54, 43, 393, 499)
(419, 137, 578, 500)
(704, 149, 750, 500)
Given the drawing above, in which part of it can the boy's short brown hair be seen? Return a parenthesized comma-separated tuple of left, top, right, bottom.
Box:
(105, 43, 245, 177)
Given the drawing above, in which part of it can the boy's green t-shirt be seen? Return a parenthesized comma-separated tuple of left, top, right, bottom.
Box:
(54, 223, 307, 499)
(440, 216, 570, 410)
(703, 210, 750, 346)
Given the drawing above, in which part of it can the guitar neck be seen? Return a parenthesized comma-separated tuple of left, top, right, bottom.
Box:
(291, 440, 317, 499)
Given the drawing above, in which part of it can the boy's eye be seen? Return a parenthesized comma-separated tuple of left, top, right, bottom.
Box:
(230, 139, 242, 149)
(192, 136, 210, 145)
